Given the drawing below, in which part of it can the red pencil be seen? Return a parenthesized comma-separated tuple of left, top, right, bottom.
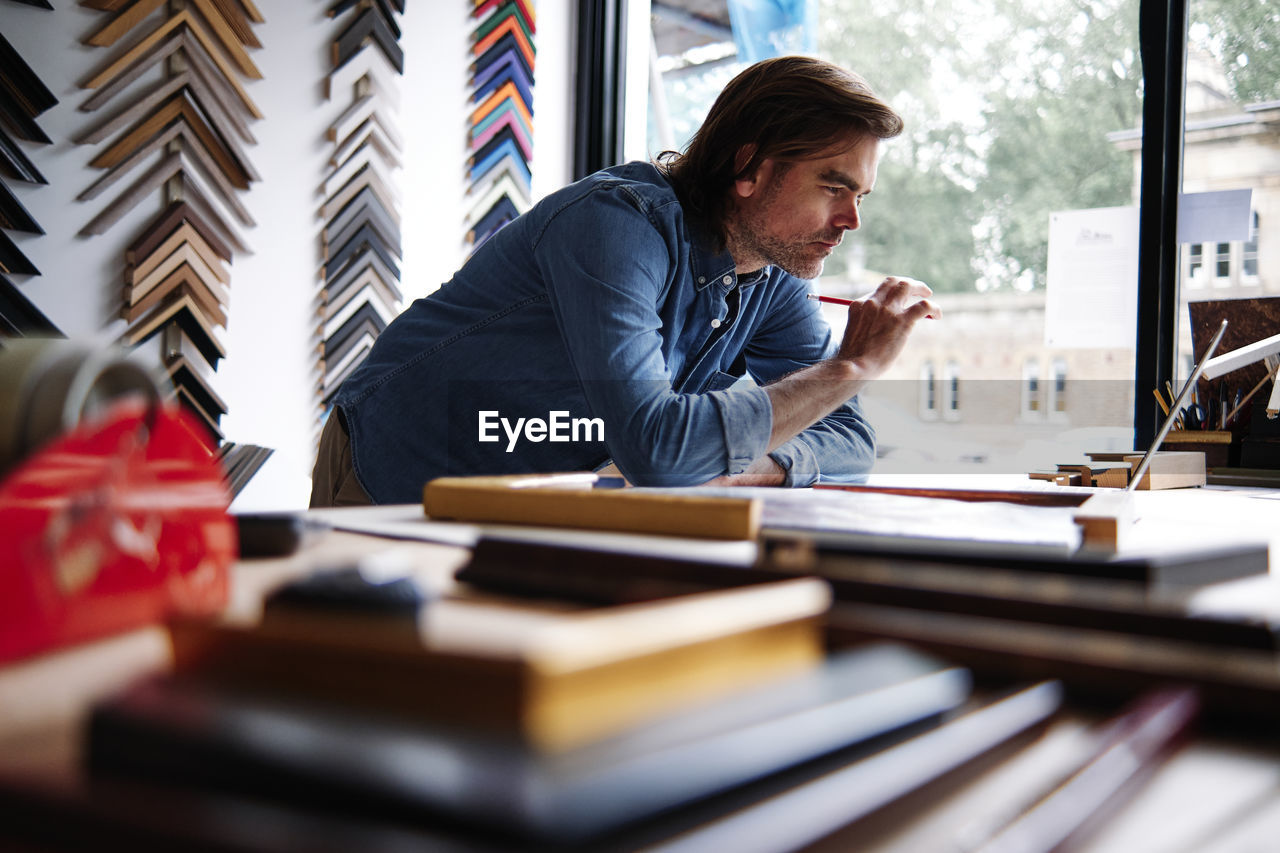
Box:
(806, 293, 855, 306)
(807, 293, 934, 319)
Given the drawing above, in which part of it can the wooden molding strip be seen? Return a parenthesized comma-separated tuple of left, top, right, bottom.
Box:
(125, 290, 226, 363)
(324, 247, 398, 306)
(319, 301, 386, 359)
(168, 353, 228, 415)
(471, 106, 533, 162)
(464, 173, 530, 225)
(172, 133, 255, 225)
(0, 87, 52, 144)
(320, 163, 398, 229)
(127, 241, 230, 306)
(323, 141, 399, 205)
(325, 185, 400, 241)
(84, 0, 167, 48)
(79, 27, 257, 143)
(87, 0, 263, 80)
(324, 189, 400, 257)
(466, 169, 531, 217)
(321, 256, 400, 312)
(209, 0, 262, 49)
(90, 90, 255, 189)
(321, 333, 374, 395)
(187, 0, 261, 77)
(326, 42, 401, 109)
(82, 9, 263, 119)
(0, 271, 60, 335)
(465, 149, 529, 189)
(128, 200, 233, 265)
(80, 148, 181, 235)
(170, 362, 229, 429)
(333, 6, 403, 74)
(323, 221, 400, 282)
(79, 147, 250, 252)
(125, 270, 228, 328)
(473, 0, 535, 28)
(321, 323, 377, 376)
(80, 1, 137, 11)
(128, 219, 229, 283)
(321, 279, 396, 338)
(0, 31, 58, 117)
(321, 305, 382, 362)
(0, 124, 46, 184)
(472, 15, 535, 69)
(78, 64, 253, 147)
(332, 115, 402, 172)
(466, 194, 519, 246)
(173, 170, 249, 254)
(171, 381, 225, 440)
(0, 178, 42, 233)
(77, 121, 183, 201)
(320, 280, 397, 333)
(0, 228, 38, 276)
(327, 90, 403, 152)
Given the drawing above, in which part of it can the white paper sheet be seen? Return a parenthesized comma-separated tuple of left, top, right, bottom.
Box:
(1044, 205, 1140, 349)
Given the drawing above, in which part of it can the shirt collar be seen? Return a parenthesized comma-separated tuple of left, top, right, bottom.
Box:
(688, 221, 736, 293)
(687, 221, 771, 293)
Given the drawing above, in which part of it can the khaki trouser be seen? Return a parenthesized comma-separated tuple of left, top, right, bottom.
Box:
(309, 410, 373, 508)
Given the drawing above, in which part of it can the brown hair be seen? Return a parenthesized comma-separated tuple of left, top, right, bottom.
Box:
(658, 56, 903, 247)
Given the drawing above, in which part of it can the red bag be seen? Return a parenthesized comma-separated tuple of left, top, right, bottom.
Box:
(0, 400, 235, 663)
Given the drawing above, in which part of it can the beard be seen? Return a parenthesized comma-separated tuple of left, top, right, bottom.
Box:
(729, 185, 842, 280)
(735, 226, 838, 280)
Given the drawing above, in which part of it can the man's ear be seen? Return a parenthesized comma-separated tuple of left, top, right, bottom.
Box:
(732, 144, 766, 199)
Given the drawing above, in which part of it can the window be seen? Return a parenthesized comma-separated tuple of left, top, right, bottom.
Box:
(625, 0, 1280, 468)
(1050, 358, 1069, 416)
(1175, 3, 1278, 376)
(919, 361, 937, 419)
(640, 0, 1141, 473)
(1021, 358, 1041, 418)
(1214, 242, 1232, 284)
(943, 360, 961, 421)
(1243, 211, 1259, 281)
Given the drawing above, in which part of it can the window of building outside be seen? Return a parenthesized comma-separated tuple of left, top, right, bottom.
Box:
(1243, 210, 1260, 281)
(643, 0, 1162, 479)
(1050, 358, 1069, 416)
(1174, 1, 1280, 401)
(919, 361, 937, 420)
(1021, 358, 1041, 418)
(943, 360, 961, 422)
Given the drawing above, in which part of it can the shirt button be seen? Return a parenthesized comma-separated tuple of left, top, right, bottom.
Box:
(722, 274, 733, 285)
(697, 276, 706, 284)
(710, 318, 721, 328)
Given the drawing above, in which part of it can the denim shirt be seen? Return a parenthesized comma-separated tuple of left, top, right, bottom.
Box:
(335, 161, 875, 503)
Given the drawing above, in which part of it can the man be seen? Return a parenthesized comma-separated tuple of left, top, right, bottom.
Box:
(311, 55, 938, 507)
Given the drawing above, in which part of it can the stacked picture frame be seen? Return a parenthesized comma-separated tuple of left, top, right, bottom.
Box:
(75, 0, 265, 446)
(316, 0, 405, 418)
(0, 9, 60, 338)
(465, 0, 534, 250)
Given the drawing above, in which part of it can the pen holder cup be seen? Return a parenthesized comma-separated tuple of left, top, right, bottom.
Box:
(1159, 429, 1234, 468)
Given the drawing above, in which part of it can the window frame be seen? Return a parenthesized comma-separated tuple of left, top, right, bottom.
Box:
(585, 0, 1191, 451)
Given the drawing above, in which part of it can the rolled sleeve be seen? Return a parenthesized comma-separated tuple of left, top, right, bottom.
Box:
(709, 382, 773, 475)
(768, 437, 821, 487)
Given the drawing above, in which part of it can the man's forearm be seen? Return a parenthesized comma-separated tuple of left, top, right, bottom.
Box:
(763, 358, 866, 452)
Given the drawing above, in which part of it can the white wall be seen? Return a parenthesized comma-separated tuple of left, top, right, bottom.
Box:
(0, 1, 574, 510)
